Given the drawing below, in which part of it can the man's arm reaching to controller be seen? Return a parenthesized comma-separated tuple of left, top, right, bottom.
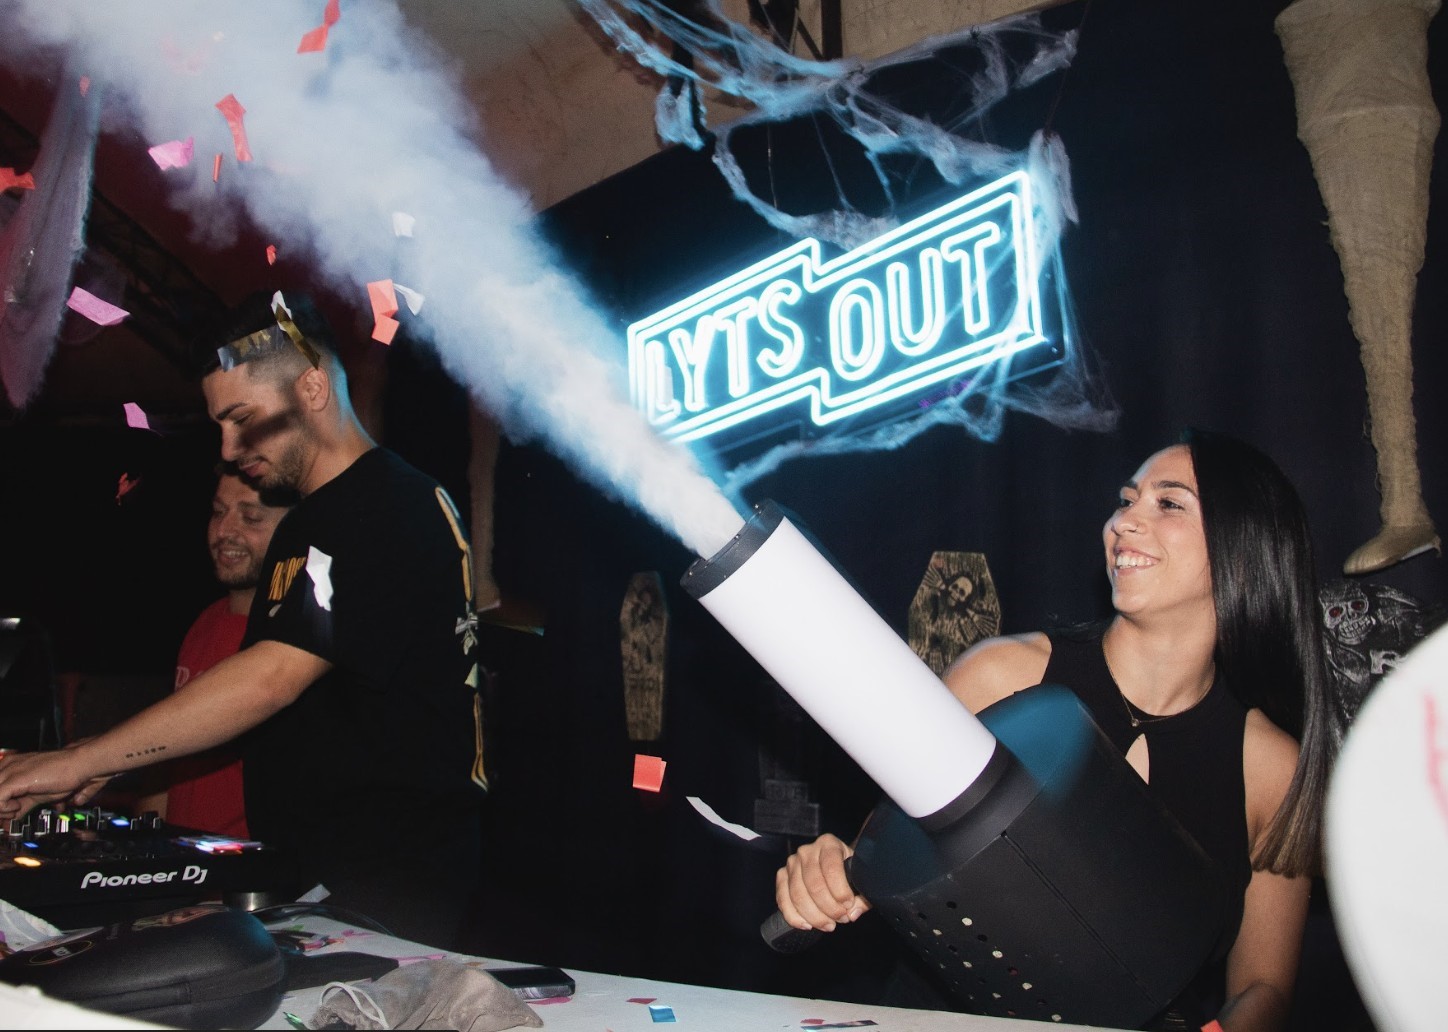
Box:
(0, 640, 329, 816)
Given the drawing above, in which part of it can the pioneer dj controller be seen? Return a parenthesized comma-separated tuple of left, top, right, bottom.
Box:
(0, 806, 299, 928)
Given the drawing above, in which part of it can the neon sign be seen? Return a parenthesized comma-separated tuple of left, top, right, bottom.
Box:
(628, 170, 1058, 446)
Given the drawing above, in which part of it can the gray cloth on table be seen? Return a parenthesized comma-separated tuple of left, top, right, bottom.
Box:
(308, 958, 544, 1031)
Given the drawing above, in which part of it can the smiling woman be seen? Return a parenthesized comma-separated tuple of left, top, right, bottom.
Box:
(776, 428, 1336, 1032)
(1103, 443, 1215, 629)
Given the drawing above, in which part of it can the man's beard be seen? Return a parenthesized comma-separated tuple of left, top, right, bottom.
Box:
(257, 438, 306, 492)
(213, 547, 263, 591)
(241, 403, 309, 491)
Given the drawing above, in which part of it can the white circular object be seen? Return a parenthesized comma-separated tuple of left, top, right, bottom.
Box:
(1326, 620, 1448, 1032)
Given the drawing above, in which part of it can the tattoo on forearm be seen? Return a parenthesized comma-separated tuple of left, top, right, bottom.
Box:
(123, 746, 167, 760)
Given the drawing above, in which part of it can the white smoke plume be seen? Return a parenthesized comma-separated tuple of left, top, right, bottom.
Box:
(0, 1, 745, 557)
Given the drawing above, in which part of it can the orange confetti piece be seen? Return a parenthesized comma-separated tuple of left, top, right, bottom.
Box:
(0, 168, 35, 192)
(367, 279, 398, 319)
(78, 76, 91, 96)
(366, 279, 400, 343)
(372, 314, 399, 345)
(115, 473, 141, 505)
(299, 0, 341, 53)
(212, 153, 223, 183)
(266, 244, 278, 265)
(632, 754, 666, 793)
(297, 24, 328, 53)
(214, 93, 253, 162)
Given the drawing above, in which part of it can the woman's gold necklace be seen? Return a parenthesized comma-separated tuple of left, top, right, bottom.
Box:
(1100, 637, 1210, 729)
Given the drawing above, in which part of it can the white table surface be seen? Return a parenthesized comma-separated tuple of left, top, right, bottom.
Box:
(259, 918, 1118, 1032)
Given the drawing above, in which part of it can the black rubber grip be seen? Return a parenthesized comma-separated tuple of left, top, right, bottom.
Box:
(760, 909, 826, 953)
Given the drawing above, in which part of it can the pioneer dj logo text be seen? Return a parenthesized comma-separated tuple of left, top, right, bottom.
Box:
(79, 864, 209, 889)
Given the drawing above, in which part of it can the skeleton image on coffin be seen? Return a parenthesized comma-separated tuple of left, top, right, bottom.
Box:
(1318, 580, 1444, 746)
(908, 552, 1002, 676)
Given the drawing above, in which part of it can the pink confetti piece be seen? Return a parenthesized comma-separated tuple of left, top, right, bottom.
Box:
(0, 168, 35, 192)
(372, 314, 400, 345)
(212, 153, 223, 183)
(123, 402, 151, 430)
(66, 286, 129, 326)
(1427, 696, 1448, 832)
(147, 136, 195, 171)
(632, 754, 666, 793)
(78, 76, 90, 96)
(299, 935, 345, 951)
(367, 279, 401, 344)
(299, 1, 341, 53)
(367, 279, 398, 320)
(266, 244, 278, 265)
(297, 24, 329, 54)
(214, 94, 253, 162)
(802, 1021, 826, 1026)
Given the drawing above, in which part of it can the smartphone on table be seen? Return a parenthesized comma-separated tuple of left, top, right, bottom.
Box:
(486, 965, 576, 1000)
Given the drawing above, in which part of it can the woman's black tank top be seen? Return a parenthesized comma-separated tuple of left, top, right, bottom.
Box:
(1041, 627, 1253, 1026)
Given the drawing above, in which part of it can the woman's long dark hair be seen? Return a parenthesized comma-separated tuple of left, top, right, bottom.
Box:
(1184, 428, 1333, 877)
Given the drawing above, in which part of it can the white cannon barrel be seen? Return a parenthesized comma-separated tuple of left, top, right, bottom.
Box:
(681, 501, 999, 821)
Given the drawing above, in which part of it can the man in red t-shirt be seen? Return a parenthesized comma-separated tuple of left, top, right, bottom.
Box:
(142, 468, 291, 836)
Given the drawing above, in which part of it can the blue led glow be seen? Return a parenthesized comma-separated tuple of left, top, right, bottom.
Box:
(629, 170, 1050, 444)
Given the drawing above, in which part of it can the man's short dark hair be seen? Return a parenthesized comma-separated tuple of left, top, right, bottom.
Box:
(194, 291, 337, 381)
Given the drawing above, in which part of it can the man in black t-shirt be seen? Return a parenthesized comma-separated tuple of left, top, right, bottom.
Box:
(0, 293, 487, 946)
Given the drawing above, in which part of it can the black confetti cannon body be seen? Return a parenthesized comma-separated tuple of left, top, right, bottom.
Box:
(683, 502, 1230, 1028)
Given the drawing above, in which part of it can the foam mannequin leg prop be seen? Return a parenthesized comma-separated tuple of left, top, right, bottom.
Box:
(1276, 0, 1442, 574)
